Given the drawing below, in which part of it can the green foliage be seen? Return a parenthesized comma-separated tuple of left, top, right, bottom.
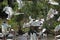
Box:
(0, 0, 7, 8)
(0, 0, 60, 31)
(21, 1, 60, 30)
(12, 2, 18, 11)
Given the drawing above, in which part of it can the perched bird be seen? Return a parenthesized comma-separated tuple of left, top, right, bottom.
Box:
(23, 16, 45, 28)
(30, 33, 37, 40)
(47, 8, 58, 20)
(16, 0, 24, 9)
(3, 6, 24, 20)
(29, 16, 35, 24)
(3, 6, 14, 20)
(48, 0, 59, 5)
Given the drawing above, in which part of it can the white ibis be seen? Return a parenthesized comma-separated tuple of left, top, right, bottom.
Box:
(3, 6, 24, 20)
(1, 22, 10, 35)
(48, 0, 59, 5)
(23, 16, 45, 28)
(3, 6, 14, 20)
(30, 33, 37, 40)
(29, 16, 40, 27)
(36, 18, 45, 27)
(30, 19, 44, 27)
(30, 20, 40, 26)
(47, 8, 58, 20)
(47, 8, 54, 20)
(16, 0, 24, 9)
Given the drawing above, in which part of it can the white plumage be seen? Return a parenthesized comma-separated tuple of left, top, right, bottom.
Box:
(16, 0, 23, 9)
(3, 6, 14, 20)
(29, 16, 35, 21)
(47, 8, 58, 20)
(3, 6, 24, 20)
(23, 16, 45, 28)
(54, 24, 60, 32)
(39, 28, 46, 36)
(30, 33, 37, 40)
(41, 18, 45, 22)
(30, 18, 44, 27)
(57, 17, 60, 21)
(48, 0, 59, 5)
(56, 35, 60, 38)
(42, 28, 46, 33)
(23, 23, 30, 28)
(1, 23, 9, 35)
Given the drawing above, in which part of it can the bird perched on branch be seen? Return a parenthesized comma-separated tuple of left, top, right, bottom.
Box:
(48, 0, 59, 5)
